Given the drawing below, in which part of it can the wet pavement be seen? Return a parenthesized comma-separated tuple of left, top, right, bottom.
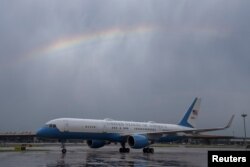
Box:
(0, 145, 239, 167)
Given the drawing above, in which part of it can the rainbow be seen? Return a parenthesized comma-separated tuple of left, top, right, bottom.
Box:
(26, 24, 226, 60)
(26, 24, 157, 59)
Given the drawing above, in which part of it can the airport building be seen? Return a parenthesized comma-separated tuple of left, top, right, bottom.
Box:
(0, 131, 249, 148)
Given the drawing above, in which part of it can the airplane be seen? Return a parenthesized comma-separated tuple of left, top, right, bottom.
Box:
(36, 97, 234, 154)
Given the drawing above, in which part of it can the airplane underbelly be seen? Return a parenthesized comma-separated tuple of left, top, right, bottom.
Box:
(158, 135, 186, 142)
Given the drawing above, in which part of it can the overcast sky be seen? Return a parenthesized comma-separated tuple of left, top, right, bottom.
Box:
(0, 0, 249, 136)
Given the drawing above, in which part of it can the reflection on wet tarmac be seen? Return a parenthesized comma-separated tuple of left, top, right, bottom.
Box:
(3, 146, 232, 166)
(44, 146, 205, 167)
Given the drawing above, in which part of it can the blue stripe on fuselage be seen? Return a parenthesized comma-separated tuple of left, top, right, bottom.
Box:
(37, 127, 186, 144)
(36, 127, 124, 142)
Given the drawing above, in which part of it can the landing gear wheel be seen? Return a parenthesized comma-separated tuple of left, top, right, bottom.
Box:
(143, 148, 154, 154)
(61, 141, 67, 154)
(62, 148, 67, 154)
(119, 142, 130, 153)
(119, 147, 130, 153)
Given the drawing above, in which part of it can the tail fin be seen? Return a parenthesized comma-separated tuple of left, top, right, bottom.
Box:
(178, 97, 201, 128)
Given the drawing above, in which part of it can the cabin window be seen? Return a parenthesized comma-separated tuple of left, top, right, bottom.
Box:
(85, 125, 96, 128)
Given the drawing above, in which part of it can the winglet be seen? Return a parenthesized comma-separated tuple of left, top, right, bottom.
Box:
(224, 115, 235, 129)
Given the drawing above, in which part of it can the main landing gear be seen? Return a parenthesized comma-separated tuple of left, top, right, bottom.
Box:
(61, 142, 67, 154)
(143, 147, 154, 154)
(119, 142, 130, 153)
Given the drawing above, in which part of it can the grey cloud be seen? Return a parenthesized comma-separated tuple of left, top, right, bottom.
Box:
(0, 1, 249, 137)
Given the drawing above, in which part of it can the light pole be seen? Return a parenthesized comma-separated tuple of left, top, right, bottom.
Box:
(241, 113, 247, 145)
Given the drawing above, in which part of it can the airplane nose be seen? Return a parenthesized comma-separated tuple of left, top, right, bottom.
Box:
(36, 128, 45, 137)
(36, 126, 60, 138)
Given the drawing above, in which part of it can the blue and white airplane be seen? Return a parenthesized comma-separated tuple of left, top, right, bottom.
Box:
(36, 98, 234, 153)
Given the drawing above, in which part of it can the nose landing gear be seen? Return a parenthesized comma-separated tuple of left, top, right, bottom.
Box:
(61, 142, 67, 154)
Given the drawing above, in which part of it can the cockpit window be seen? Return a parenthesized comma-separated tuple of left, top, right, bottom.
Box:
(45, 124, 57, 128)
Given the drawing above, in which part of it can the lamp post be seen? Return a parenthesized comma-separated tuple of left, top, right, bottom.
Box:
(241, 113, 247, 145)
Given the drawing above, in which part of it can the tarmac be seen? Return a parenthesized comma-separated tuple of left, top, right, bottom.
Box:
(0, 144, 246, 167)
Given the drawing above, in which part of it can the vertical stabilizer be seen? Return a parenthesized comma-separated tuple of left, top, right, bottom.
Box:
(178, 97, 201, 128)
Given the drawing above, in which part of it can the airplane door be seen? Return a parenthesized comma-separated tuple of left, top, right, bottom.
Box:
(63, 120, 69, 132)
(103, 122, 108, 133)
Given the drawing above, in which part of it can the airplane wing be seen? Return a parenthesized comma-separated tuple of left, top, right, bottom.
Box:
(121, 115, 234, 136)
(183, 134, 234, 139)
(179, 114, 234, 134)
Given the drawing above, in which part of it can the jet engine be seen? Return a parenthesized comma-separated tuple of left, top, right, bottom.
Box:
(128, 134, 149, 149)
(87, 140, 106, 148)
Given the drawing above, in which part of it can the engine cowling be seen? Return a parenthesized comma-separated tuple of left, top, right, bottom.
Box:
(87, 140, 106, 148)
(128, 134, 149, 149)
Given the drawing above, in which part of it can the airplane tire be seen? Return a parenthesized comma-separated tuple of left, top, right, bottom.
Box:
(143, 148, 154, 154)
(120, 148, 126, 153)
(119, 148, 130, 153)
(62, 148, 67, 154)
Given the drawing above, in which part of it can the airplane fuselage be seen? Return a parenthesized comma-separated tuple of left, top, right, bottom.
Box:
(37, 118, 191, 143)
